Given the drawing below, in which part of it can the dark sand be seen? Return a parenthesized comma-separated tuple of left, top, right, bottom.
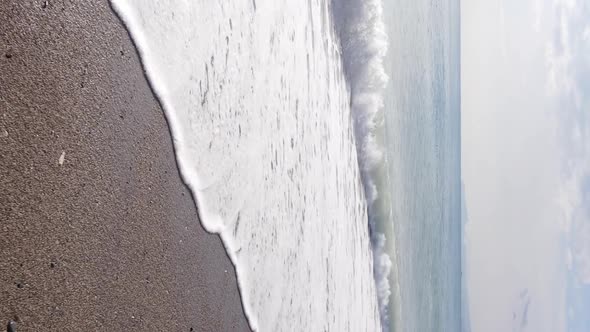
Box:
(0, 1, 251, 331)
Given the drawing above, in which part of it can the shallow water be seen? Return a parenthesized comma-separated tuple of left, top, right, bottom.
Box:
(112, 0, 462, 330)
(112, 1, 382, 331)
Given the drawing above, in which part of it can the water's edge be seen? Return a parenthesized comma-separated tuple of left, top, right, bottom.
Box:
(111, 0, 392, 330)
(108, 2, 260, 330)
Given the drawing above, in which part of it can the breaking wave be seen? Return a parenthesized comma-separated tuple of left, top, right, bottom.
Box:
(332, 0, 395, 329)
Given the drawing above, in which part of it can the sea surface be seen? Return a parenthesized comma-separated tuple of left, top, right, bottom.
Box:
(378, 0, 462, 330)
(112, 0, 461, 331)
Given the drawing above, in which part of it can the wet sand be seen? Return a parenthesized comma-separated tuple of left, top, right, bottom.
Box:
(0, 1, 250, 331)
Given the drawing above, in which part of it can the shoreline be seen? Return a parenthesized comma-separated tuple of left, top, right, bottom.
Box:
(0, 1, 251, 331)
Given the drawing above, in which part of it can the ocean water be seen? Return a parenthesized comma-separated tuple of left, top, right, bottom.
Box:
(111, 0, 461, 330)
(111, 1, 381, 331)
(376, 0, 463, 330)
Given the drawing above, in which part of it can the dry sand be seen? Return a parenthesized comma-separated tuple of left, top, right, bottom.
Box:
(0, 1, 250, 331)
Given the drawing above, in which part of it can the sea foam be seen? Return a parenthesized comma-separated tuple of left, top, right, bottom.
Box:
(332, 0, 394, 327)
(111, 0, 384, 330)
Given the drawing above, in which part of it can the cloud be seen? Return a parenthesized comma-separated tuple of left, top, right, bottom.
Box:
(566, 275, 590, 332)
(511, 289, 532, 331)
(533, 0, 544, 32)
(546, 0, 590, 285)
(567, 180, 590, 284)
(559, 170, 590, 318)
(545, 0, 590, 109)
(462, 0, 584, 330)
(498, 1, 507, 58)
(572, 222, 590, 284)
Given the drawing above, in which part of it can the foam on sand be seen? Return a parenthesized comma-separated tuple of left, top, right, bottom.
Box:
(111, 0, 382, 330)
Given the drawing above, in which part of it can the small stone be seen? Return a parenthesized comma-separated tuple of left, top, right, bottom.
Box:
(1, 129, 8, 137)
(50, 262, 55, 268)
(42, 0, 48, 8)
(5, 52, 12, 59)
(7, 320, 16, 332)
(58, 151, 65, 165)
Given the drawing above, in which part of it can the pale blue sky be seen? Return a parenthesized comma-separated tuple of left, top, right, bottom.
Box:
(462, 0, 590, 331)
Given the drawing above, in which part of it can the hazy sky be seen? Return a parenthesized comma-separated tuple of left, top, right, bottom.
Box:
(462, 0, 590, 331)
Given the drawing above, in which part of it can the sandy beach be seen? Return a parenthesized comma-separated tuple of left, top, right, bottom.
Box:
(0, 1, 250, 331)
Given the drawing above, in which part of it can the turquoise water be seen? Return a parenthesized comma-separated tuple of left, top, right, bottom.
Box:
(376, 0, 462, 330)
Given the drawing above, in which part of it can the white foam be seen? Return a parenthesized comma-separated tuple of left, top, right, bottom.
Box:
(332, 0, 394, 328)
(111, 0, 381, 330)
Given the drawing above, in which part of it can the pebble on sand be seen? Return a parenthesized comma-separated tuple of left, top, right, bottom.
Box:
(7, 320, 16, 332)
(58, 151, 65, 165)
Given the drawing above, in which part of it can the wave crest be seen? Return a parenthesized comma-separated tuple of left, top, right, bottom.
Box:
(332, 0, 392, 329)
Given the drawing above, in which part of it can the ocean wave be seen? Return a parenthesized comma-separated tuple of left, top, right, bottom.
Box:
(111, 0, 383, 330)
(331, 0, 393, 328)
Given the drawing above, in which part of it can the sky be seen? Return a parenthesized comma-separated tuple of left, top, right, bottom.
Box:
(461, 0, 590, 331)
